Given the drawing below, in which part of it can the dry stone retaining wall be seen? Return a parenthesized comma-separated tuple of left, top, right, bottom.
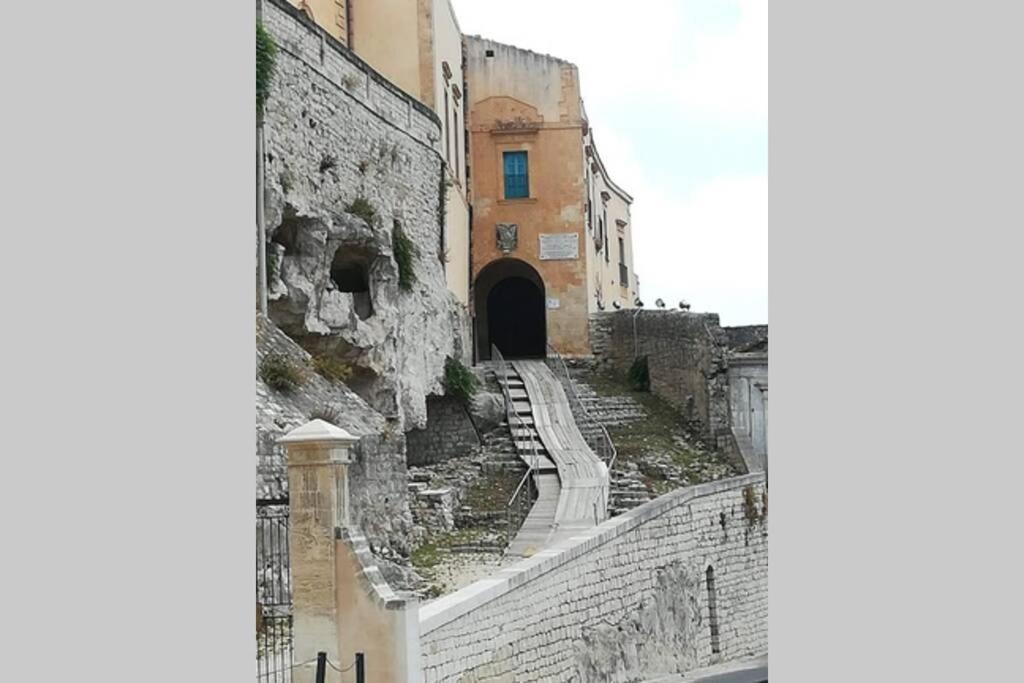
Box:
(589, 311, 733, 449)
(418, 473, 768, 682)
(406, 396, 481, 467)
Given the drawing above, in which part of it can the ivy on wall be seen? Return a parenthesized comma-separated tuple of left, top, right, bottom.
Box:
(257, 23, 278, 116)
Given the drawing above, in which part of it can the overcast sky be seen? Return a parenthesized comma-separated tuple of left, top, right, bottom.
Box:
(452, 0, 767, 326)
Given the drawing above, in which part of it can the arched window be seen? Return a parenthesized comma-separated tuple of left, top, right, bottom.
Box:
(707, 565, 721, 654)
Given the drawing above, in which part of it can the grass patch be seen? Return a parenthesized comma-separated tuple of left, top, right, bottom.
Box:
(583, 369, 740, 489)
(409, 528, 493, 572)
(311, 354, 353, 383)
(393, 221, 418, 290)
(259, 353, 303, 393)
(462, 471, 521, 512)
(345, 197, 377, 226)
(444, 357, 478, 403)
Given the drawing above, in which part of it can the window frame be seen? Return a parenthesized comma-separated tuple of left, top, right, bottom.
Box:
(502, 150, 530, 200)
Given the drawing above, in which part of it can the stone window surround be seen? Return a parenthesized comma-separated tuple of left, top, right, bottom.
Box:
(496, 141, 536, 202)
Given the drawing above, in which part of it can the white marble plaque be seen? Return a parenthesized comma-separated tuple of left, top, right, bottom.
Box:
(539, 233, 579, 260)
(547, 298, 560, 309)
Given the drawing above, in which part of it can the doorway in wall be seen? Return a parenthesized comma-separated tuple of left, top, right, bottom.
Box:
(474, 258, 546, 360)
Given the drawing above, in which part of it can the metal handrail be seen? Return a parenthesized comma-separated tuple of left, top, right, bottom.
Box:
(545, 344, 618, 474)
(492, 344, 542, 545)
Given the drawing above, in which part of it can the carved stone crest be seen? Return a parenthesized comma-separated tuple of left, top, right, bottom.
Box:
(496, 223, 518, 253)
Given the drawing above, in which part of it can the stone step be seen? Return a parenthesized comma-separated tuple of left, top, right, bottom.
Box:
(513, 440, 547, 453)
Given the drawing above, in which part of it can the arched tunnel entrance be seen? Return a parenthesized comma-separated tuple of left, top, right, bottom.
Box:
(474, 258, 547, 360)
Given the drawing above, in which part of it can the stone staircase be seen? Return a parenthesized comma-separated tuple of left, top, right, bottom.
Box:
(609, 464, 654, 515)
(478, 424, 526, 476)
(563, 369, 652, 516)
(570, 376, 647, 427)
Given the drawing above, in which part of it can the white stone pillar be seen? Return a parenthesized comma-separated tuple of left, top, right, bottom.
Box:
(279, 420, 359, 683)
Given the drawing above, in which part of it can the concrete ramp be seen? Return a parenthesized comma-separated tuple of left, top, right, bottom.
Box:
(512, 360, 609, 542)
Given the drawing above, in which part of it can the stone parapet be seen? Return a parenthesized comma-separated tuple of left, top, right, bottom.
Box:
(419, 473, 768, 681)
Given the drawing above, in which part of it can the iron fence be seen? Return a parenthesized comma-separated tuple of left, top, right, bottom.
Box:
(491, 344, 542, 544)
(257, 498, 292, 682)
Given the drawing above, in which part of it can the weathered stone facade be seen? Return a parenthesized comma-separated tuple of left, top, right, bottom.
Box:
(729, 350, 768, 473)
(257, 315, 417, 554)
(406, 396, 481, 466)
(261, 0, 470, 431)
(723, 325, 768, 352)
(418, 473, 767, 682)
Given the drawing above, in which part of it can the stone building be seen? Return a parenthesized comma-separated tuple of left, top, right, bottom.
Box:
(464, 37, 639, 360)
(280, 2, 641, 361)
(285, 0, 472, 307)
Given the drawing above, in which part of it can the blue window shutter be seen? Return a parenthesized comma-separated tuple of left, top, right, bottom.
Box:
(503, 151, 528, 199)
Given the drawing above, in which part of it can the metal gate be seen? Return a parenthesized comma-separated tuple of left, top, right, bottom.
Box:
(257, 497, 292, 682)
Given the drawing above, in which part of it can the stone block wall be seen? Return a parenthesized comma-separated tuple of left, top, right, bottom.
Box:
(406, 396, 481, 467)
(724, 325, 768, 352)
(261, 0, 471, 432)
(257, 315, 417, 554)
(418, 473, 768, 682)
(589, 311, 733, 448)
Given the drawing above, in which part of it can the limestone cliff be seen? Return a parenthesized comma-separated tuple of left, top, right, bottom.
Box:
(261, 0, 470, 432)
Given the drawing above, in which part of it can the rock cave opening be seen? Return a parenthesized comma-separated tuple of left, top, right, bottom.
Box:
(331, 247, 374, 320)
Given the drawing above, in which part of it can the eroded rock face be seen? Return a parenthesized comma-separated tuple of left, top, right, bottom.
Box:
(468, 391, 505, 433)
(261, 14, 471, 431)
(256, 316, 416, 556)
(573, 561, 702, 682)
(266, 202, 468, 430)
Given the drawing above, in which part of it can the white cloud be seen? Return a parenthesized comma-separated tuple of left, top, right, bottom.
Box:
(632, 175, 768, 325)
(672, 0, 767, 121)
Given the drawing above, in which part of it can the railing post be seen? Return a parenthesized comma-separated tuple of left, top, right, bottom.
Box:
(279, 420, 359, 683)
(315, 652, 327, 683)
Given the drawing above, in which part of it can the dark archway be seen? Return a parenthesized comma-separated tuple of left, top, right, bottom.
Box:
(474, 258, 546, 360)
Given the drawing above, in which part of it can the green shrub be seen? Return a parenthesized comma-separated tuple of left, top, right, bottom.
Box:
(256, 23, 278, 116)
(345, 197, 377, 226)
(627, 355, 650, 392)
(259, 353, 303, 393)
(311, 354, 353, 383)
(393, 221, 418, 291)
(743, 485, 763, 526)
(266, 248, 279, 286)
(444, 357, 478, 403)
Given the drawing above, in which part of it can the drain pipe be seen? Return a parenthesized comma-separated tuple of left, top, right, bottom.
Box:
(632, 308, 643, 359)
(257, 123, 268, 316)
(256, 0, 268, 316)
